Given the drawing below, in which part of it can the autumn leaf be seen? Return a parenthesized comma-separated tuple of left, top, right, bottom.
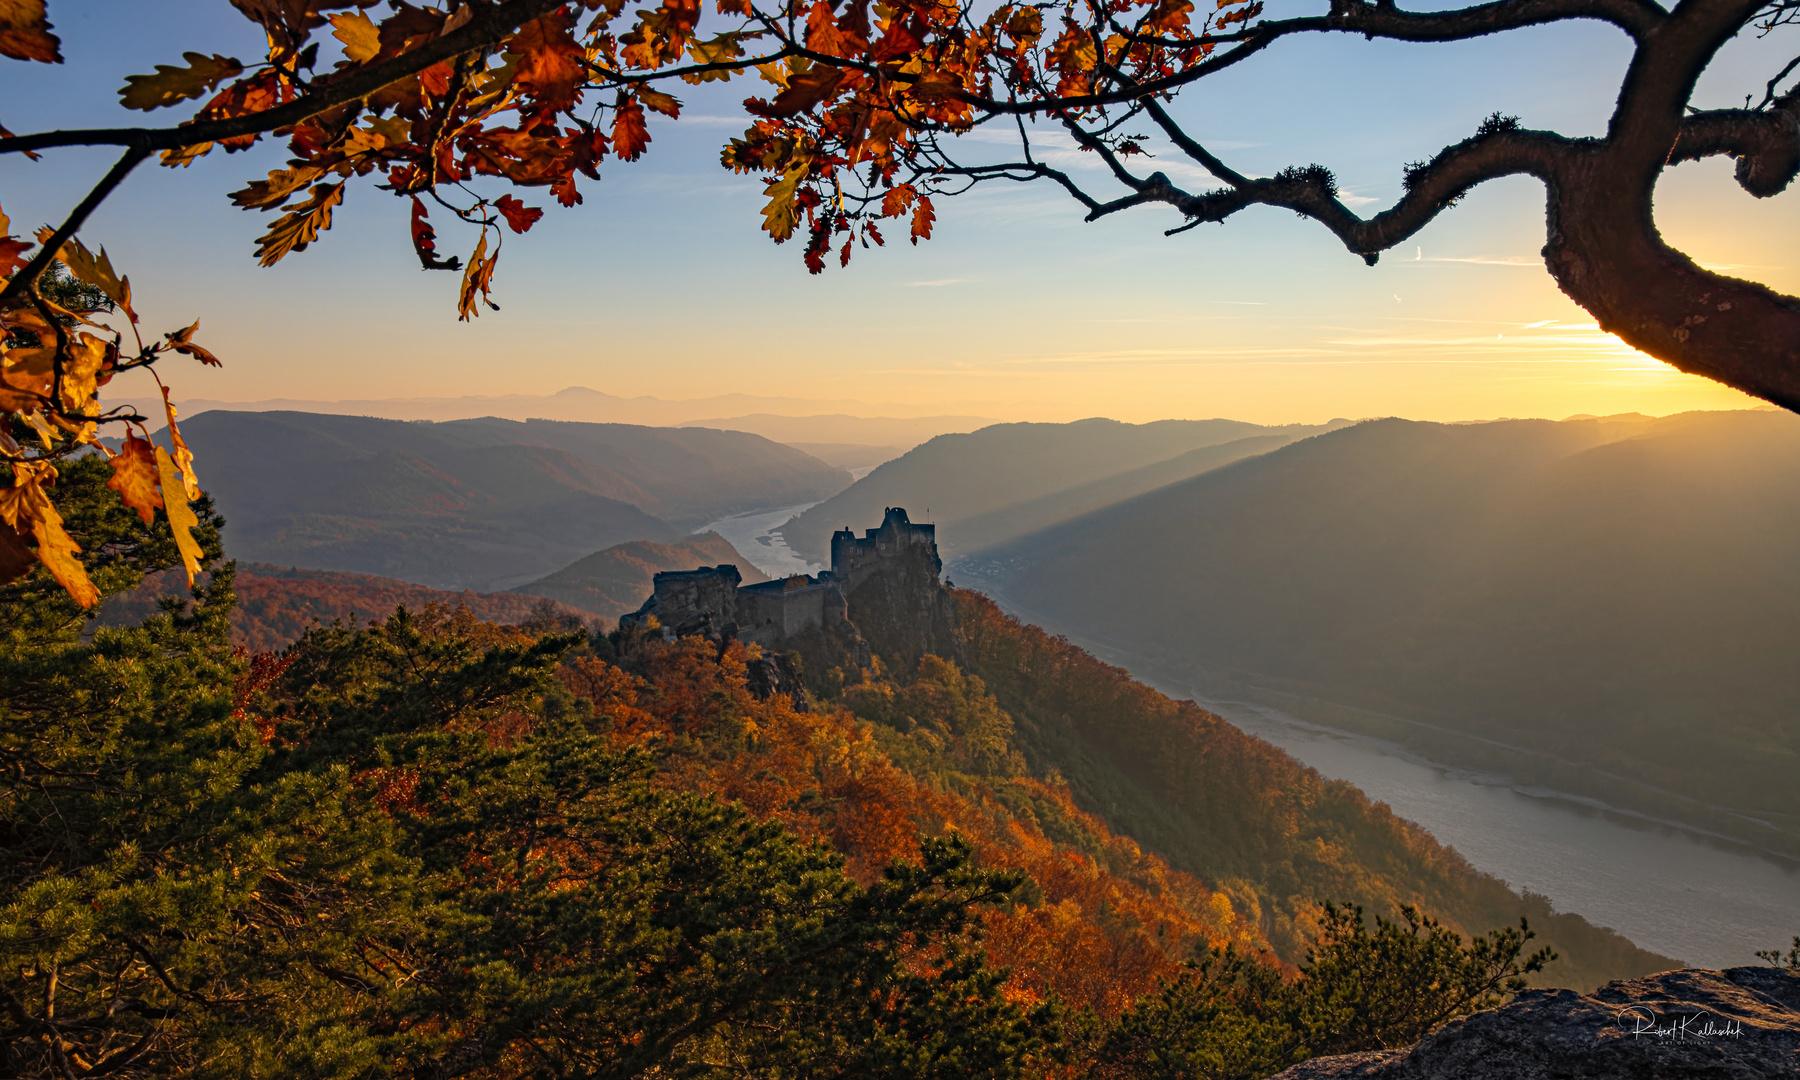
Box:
(457, 232, 499, 321)
(0, 462, 98, 607)
(881, 184, 916, 218)
(0, 519, 31, 585)
(106, 435, 164, 524)
(329, 10, 380, 63)
(509, 10, 588, 112)
(119, 52, 245, 111)
(768, 67, 845, 118)
(254, 182, 345, 266)
(164, 320, 221, 366)
(230, 163, 327, 209)
(58, 332, 111, 414)
(0, 205, 33, 277)
(493, 195, 543, 234)
(911, 194, 935, 244)
(19, 408, 55, 448)
(805, 1, 854, 57)
(159, 386, 200, 499)
(39, 232, 135, 322)
(637, 87, 682, 118)
(410, 196, 461, 270)
(154, 445, 204, 587)
(613, 98, 651, 161)
(0, 0, 60, 64)
(761, 164, 806, 241)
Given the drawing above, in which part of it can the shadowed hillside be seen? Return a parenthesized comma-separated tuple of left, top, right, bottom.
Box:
(101, 564, 592, 651)
(174, 411, 851, 590)
(960, 410, 1800, 860)
(950, 591, 1674, 992)
(512, 533, 771, 621)
(779, 417, 1346, 560)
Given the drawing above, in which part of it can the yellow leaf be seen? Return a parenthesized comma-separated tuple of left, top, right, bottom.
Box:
(20, 409, 55, 448)
(58, 331, 109, 413)
(159, 386, 200, 499)
(253, 182, 345, 266)
(331, 11, 381, 63)
(118, 52, 244, 111)
(36, 231, 134, 320)
(161, 141, 214, 167)
(761, 164, 805, 241)
(107, 434, 164, 525)
(0, 462, 98, 607)
(155, 446, 203, 587)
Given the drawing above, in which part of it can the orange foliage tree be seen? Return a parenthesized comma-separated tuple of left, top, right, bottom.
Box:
(559, 635, 1270, 1023)
(4, 0, 1795, 605)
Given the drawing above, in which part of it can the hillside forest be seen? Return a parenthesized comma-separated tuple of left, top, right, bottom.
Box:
(1, 450, 1673, 1079)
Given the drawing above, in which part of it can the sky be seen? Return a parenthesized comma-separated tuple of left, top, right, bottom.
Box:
(0, 1, 1793, 426)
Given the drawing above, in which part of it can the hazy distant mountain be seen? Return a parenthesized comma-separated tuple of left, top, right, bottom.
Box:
(512, 533, 770, 620)
(678, 413, 994, 449)
(961, 410, 1800, 859)
(180, 411, 848, 590)
(782, 443, 906, 472)
(153, 385, 997, 434)
(779, 417, 1347, 560)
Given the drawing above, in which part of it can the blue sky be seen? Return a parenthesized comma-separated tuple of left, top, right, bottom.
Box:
(0, 1, 1791, 423)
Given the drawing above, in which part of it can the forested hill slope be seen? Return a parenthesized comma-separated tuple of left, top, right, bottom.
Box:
(949, 591, 1673, 992)
(100, 563, 592, 651)
(960, 409, 1800, 861)
(175, 411, 849, 590)
(779, 417, 1347, 560)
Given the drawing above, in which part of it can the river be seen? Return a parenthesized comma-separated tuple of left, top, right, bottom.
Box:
(702, 503, 825, 578)
(702, 521, 1800, 969)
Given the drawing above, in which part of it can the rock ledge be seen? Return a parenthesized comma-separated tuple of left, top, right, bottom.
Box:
(1273, 966, 1800, 1079)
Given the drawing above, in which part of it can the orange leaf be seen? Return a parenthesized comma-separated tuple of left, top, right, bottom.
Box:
(637, 86, 682, 118)
(0, 0, 61, 64)
(409, 196, 461, 270)
(508, 9, 587, 112)
(881, 184, 916, 218)
(154, 446, 203, 587)
(613, 99, 651, 160)
(107, 434, 164, 525)
(493, 195, 544, 234)
(910, 194, 935, 244)
(768, 67, 845, 118)
(805, 1, 853, 56)
(0, 519, 31, 585)
(164, 319, 221, 366)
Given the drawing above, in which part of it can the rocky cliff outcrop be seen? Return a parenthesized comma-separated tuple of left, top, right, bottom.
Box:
(1274, 966, 1800, 1080)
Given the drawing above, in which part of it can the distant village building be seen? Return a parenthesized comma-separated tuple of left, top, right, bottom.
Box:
(623, 508, 954, 666)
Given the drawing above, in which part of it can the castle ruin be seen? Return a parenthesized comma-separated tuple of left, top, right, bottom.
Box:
(624, 507, 961, 670)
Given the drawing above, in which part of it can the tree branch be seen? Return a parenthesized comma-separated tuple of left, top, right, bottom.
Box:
(0, 0, 565, 158)
(1670, 98, 1800, 197)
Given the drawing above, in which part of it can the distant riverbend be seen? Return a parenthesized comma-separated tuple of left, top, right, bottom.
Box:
(703, 503, 825, 579)
(958, 573, 1800, 971)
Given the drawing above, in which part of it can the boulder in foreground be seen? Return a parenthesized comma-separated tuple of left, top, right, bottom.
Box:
(1275, 966, 1799, 1080)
